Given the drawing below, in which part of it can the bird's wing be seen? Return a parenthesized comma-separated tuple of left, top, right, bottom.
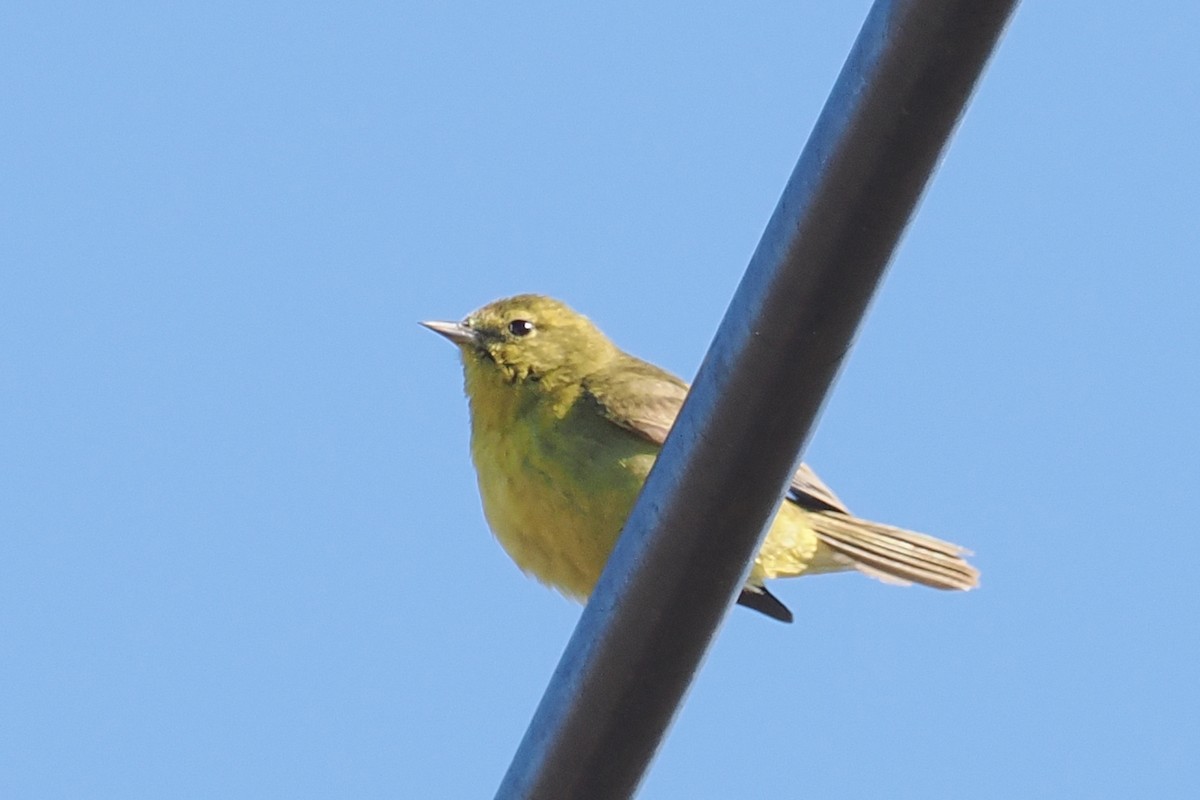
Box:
(582, 356, 850, 514)
(582, 356, 691, 445)
(787, 461, 849, 514)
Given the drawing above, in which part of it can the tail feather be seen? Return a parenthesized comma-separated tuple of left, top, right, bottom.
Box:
(811, 513, 979, 591)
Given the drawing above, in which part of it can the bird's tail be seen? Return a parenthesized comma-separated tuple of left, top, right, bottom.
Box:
(811, 512, 979, 591)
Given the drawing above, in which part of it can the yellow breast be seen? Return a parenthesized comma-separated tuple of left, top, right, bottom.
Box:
(463, 357, 657, 599)
(460, 352, 831, 601)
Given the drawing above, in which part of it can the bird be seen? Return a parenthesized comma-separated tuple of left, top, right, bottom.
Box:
(422, 294, 978, 623)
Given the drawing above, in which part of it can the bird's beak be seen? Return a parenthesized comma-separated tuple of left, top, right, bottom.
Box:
(420, 319, 478, 346)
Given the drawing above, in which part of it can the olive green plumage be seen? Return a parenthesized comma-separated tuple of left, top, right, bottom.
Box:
(423, 294, 978, 622)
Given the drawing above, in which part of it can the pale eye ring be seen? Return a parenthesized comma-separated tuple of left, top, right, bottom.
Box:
(508, 319, 535, 337)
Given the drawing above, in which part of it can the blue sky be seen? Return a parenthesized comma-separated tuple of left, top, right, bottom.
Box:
(3, 2, 1199, 797)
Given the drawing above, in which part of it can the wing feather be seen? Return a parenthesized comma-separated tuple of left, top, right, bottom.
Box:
(581, 355, 849, 513)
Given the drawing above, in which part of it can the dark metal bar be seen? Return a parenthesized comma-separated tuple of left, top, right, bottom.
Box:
(495, 1, 1017, 798)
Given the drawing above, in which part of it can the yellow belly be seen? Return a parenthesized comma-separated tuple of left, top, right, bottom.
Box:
(471, 424, 836, 600)
(470, 412, 656, 599)
(462, 358, 837, 601)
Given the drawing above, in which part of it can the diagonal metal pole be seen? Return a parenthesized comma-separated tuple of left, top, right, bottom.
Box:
(495, 1, 1018, 798)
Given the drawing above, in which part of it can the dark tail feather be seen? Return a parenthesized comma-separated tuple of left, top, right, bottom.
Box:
(737, 586, 794, 623)
(812, 513, 980, 591)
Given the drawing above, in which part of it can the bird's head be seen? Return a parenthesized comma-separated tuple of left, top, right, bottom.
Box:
(422, 294, 618, 388)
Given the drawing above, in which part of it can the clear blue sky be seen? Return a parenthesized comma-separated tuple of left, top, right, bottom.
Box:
(4, 3, 1198, 798)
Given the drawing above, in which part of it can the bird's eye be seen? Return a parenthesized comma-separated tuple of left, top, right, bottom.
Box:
(508, 319, 535, 337)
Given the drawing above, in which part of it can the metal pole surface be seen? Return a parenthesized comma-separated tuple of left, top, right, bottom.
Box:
(495, 1, 1017, 798)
